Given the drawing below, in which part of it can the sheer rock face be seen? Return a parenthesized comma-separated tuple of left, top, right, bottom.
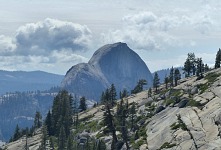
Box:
(61, 42, 153, 101)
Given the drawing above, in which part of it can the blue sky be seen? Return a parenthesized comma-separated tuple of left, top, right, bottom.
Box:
(0, 0, 220, 74)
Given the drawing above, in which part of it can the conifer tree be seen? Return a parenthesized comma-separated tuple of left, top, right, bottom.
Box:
(58, 125, 66, 150)
(97, 139, 106, 150)
(67, 134, 74, 150)
(120, 89, 128, 99)
(100, 91, 105, 104)
(131, 79, 147, 94)
(130, 102, 136, 131)
(215, 48, 221, 68)
(174, 69, 181, 86)
(164, 76, 169, 89)
(183, 58, 191, 77)
(12, 124, 20, 141)
(153, 73, 160, 92)
(121, 108, 129, 149)
(39, 125, 48, 150)
(73, 94, 79, 129)
(109, 84, 117, 106)
(50, 90, 73, 137)
(196, 58, 204, 78)
(188, 53, 196, 75)
(103, 103, 118, 150)
(34, 111, 42, 129)
(148, 88, 152, 97)
(204, 64, 209, 72)
(45, 110, 53, 136)
(79, 96, 87, 112)
(169, 67, 174, 87)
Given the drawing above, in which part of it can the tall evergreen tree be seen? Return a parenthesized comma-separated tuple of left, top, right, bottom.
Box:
(103, 103, 118, 150)
(131, 79, 147, 94)
(109, 84, 117, 106)
(67, 134, 74, 150)
(169, 67, 174, 87)
(79, 96, 87, 112)
(153, 73, 160, 92)
(148, 88, 152, 98)
(39, 125, 48, 150)
(130, 102, 136, 131)
(45, 110, 53, 136)
(51, 90, 73, 137)
(58, 125, 66, 150)
(183, 58, 191, 77)
(12, 124, 20, 141)
(196, 58, 204, 78)
(174, 69, 181, 86)
(120, 89, 128, 99)
(188, 53, 196, 75)
(34, 111, 42, 129)
(73, 94, 79, 129)
(164, 76, 169, 89)
(204, 64, 209, 72)
(215, 48, 221, 68)
(121, 108, 129, 149)
(100, 91, 105, 104)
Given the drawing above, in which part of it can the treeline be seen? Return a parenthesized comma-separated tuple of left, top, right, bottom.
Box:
(183, 53, 209, 78)
(0, 91, 54, 141)
(10, 111, 43, 142)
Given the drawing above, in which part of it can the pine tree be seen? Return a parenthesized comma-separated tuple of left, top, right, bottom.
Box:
(131, 79, 147, 94)
(196, 58, 204, 78)
(73, 94, 79, 129)
(79, 96, 87, 112)
(183, 58, 191, 77)
(100, 91, 105, 104)
(39, 125, 48, 150)
(169, 67, 174, 87)
(45, 111, 53, 136)
(215, 48, 221, 68)
(174, 69, 181, 86)
(103, 103, 118, 150)
(58, 125, 66, 150)
(204, 64, 209, 72)
(97, 139, 106, 150)
(130, 102, 136, 131)
(148, 88, 152, 97)
(121, 89, 128, 99)
(12, 124, 20, 141)
(164, 76, 169, 89)
(51, 90, 74, 137)
(153, 73, 160, 92)
(34, 111, 42, 129)
(121, 108, 129, 149)
(109, 84, 117, 106)
(188, 53, 196, 75)
(67, 134, 74, 150)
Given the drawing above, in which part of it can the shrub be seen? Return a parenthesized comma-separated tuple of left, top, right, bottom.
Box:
(158, 142, 176, 149)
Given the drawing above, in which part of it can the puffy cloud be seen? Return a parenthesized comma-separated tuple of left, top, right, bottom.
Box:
(0, 35, 16, 55)
(0, 18, 92, 74)
(15, 18, 92, 55)
(101, 11, 215, 51)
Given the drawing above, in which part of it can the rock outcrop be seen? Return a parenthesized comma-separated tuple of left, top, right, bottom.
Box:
(61, 42, 153, 101)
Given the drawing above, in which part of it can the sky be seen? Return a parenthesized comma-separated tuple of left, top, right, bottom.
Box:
(0, 0, 221, 75)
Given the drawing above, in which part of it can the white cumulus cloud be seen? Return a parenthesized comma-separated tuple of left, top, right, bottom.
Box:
(15, 18, 92, 56)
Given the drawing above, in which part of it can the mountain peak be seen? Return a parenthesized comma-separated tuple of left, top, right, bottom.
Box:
(61, 43, 153, 100)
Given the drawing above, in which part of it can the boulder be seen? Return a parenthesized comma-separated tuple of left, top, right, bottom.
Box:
(178, 99, 189, 108)
(191, 87, 198, 95)
(155, 105, 165, 114)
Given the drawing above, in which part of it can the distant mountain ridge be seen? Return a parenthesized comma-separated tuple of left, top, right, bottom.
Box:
(0, 70, 64, 95)
(61, 42, 153, 101)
